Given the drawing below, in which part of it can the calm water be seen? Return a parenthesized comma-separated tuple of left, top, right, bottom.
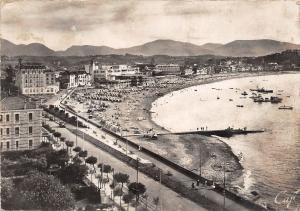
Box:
(151, 74, 300, 209)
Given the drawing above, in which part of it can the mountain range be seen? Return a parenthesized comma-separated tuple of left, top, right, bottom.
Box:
(1, 38, 300, 57)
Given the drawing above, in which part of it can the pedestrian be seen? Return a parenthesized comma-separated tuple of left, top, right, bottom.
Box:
(192, 182, 195, 189)
(196, 180, 200, 186)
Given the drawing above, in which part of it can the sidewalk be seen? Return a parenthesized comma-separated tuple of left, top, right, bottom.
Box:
(47, 120, 205, 211)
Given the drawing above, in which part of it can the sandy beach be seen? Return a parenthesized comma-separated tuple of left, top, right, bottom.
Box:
(66, 71, 289, 188)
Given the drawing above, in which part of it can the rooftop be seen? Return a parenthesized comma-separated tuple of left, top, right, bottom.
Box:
(0, 96, 38, 111)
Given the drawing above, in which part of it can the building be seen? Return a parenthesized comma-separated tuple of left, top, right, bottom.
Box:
(15, 63, 59, 95)
(154, 64, 181, 75)
(104, 65, 139, 81)
(60, 70, 92, 89)
(0, 96, 42, 151)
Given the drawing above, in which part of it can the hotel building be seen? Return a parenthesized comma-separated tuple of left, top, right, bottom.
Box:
(0, 96, 42, 151)
(15, 63, 59, 95)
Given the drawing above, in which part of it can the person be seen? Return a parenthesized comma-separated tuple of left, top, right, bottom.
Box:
(192, 182, 195, 189)
(196, 180, 200, 186)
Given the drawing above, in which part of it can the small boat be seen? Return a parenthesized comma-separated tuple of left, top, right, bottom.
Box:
(250, 87, 273, 93)
(241, 91, 248, 96)
(229, 99, 233, 101)
(217, 97, 220, 100)
(270, 96, 282, 104)
(278, 105, 293, 110)
(236, 105, 244, 107)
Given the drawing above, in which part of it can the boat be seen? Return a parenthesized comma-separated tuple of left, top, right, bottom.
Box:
(236, 105, 244, 107)
(253, 97, 264, 103)
(278, 105, 293, 110)
(217, 97, 220, 100)
(229, 99, 233, 101)
(250, 87, 273, 93)
(270, 96, 282, 104)
(241, 91, 248, 96)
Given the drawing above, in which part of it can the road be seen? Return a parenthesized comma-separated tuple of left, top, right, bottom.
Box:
(46, 89, 256, 211)
(47, 120, 205, 211)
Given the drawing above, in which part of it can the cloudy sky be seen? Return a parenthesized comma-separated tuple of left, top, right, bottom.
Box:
(1, 0, 300, 50)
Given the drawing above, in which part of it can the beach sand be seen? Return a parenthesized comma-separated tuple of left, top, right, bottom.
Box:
(68, 71, 286, 187)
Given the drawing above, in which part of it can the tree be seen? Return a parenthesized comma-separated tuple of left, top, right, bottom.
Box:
(53, 132, 61, 142)
(58, 163, 88, 184)
(1, 179, 14, 205)
(113, 187, 123, 207)
(103, 164, 112, 178)
(19, 172, 75, 210)
(123, 192, 134, 211)
(128, 182, 146, 206)
(113, 172, 129, 190)
(78, 150, 88, 164)
(65, 141, 74, 154)
(73, 146, 82, 154)
(46, 149, 69, 168)
(85, 156, 97, 170)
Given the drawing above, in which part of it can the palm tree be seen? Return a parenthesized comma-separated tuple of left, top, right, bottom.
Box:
(103, 165, 112, 179)
(113, 187, 123, 207)
(123, 192, 134, 211)
(53, 132, 61, 142)
(85, 156, 97, 171)
(73, 146, 82, 155)
(60, 137, 66, 149)
(128, 182, 146, 208)
(65, 141, 74, 154)
(113, 172, 129, 191)
(78, 150, 88, 164)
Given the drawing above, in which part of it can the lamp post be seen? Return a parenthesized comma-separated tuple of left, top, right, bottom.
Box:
(136, 157, 140, 183)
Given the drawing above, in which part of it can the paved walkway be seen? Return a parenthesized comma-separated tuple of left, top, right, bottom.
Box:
(47, 120, 205, 211)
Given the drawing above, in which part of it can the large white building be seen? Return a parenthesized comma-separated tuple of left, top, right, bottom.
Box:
(15, 63, 59, 95)
(60, 70, 92, 89)
(85, 60, 140, 81)
(154, 64, 181, 75)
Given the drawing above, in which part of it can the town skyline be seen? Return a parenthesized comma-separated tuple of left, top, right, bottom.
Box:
(1, 0, 300, 51)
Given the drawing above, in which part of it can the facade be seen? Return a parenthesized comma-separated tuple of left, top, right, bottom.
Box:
(104, 65, 139, 81)
(154, 64, 181, 75)
(15, 63, 59, 95)
(60, 70, 92, 89)
(85, 60, 140, 81)
(0, 96, 42, 151)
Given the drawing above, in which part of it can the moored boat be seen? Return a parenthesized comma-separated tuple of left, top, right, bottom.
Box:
(278, 105, 293, 110)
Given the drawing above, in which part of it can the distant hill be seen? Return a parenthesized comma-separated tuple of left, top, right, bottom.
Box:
(1, 38, 300, 57)
(57, 45, 117, 56)
(214, 39, 300, 57)
(118, 39, 213, 56)
(0, 39, 55, 56)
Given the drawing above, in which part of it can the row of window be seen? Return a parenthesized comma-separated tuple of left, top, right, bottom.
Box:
(0, 140, 33, 150)
(0, 113, 33, 122)
(0, 126, 33, 136)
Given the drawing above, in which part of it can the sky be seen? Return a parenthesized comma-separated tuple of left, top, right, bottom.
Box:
(1, 0, 300, 51)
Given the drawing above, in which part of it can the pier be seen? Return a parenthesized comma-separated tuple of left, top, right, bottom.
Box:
(125, 128, 265, 138)
(158, 128, 265, 138)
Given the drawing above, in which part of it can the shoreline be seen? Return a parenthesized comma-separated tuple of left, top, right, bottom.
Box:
(128, 71, 297, 185)
(70, 71, 298, 188)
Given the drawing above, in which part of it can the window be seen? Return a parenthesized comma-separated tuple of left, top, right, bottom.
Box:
(29, 140, 33, 148)
(29, 126, 33, 135)
(15, 127, 19, 136)
(6, 142, 10, 149)
(15, 113, 20, 122)
(16, 141, 19, 149)
(0, 115, 2, 122)
(29, 113, 33, 121)
(6, 128, 10, 135)
(6, 114, 10, 122)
